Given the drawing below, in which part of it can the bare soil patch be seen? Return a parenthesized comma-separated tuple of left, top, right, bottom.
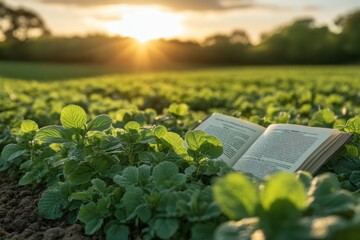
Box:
(0, 173, 103, 240)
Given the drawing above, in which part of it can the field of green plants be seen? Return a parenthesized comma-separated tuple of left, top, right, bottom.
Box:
(1, 65, 360, 239)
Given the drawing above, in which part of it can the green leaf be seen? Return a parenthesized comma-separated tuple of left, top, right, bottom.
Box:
(36, 125, 70, 143)
(86, 218, 103, 235)
(161, 132, 186, 154)
(87, 114, 112, 131)
(333, 222, 360, 240)
(124, 121, 140, 132)
(298, 216, 345, 240)
(261, 172, 307, 211)
(68, 162, 95, 185)
(58, 181, 74, 198)
(309, 191, 356, 217)
(157, 192, 179, 216)
(91, 178, 107, 194)
(154, 126, 167, 138)
(199, 135, 223, 159)
(152, 161, 179, 185)
(333, 156, 360, 174)
(21, 120, 39, 133)
(309, 174, 357, 217)
(138, 164, 151, 183)
(213, 172, 258, 219)
(19, 172, 35, 185)
(170, 173, 187, 187)
(191, 222, 219, 240)
(185, 130, 206, 151)
(308, 173, 340, 197)
(97, 196, 111, 217)
(349, 171, 360, 188)
(113, 166, 139, 188)
(78, 203, 103, 235)
(346, 145, 358, 157)
(60, 104, 87, 129)
(154, 218, 179, 239)
(38, 190, 66, 219)
(106, 223, 129, 240)
(309, 109, 335, 127)
(296, 171, 313, 191)
(185, 165, 197, 176)
(69, 191, 93, 201)
(168, 103, 189, 117)
(138, 151, 166, 164)
(214, 218, 259, 240)
(78, 202, 97, 222)
(90, 156, 114, 175)
(64, 159, 77, 175)
(136, 204, 152, 222)
(344, 116, 360, 134)
(1, 144, 27, 161)
(122, 187, 144, 215)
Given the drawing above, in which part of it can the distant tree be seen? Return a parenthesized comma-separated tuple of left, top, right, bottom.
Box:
(203, 30, 251, 46)
(0, 1, 50, 41)
(202, 30, 251, 64)
(335, 10, 360, 60)
(229, 30, 251, 46)
(257, 18, 337, 64)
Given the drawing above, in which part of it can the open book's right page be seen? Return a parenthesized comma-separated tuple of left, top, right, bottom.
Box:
(232, 124, 335, 179)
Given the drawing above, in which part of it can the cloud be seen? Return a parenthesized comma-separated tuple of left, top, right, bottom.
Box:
(303, 5, 321, 11)
(92, 14, 122, 21)
(31, 0, 254, 11)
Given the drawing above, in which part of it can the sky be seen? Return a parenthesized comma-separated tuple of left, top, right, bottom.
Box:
(5, 0, 360, 43)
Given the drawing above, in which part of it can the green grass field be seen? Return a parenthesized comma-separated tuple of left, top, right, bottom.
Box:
(2, 62, 360, 118)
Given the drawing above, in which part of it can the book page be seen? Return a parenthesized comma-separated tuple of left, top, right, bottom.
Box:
(195, 113, 265, 166)
(232, 124, 335, 179)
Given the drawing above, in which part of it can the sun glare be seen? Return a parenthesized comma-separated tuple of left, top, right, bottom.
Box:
(105, 7, 184, 43)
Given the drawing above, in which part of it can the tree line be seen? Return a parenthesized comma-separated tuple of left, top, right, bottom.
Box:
(0, 1, 360, 66)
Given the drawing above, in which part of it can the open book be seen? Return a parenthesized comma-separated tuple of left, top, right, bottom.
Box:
(195, 113, 352, 180)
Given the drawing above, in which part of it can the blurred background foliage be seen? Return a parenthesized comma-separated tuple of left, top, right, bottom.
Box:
(1, 1, 360, 68)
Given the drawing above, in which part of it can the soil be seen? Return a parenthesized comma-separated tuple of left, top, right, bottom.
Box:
(0, 173, 103, 240)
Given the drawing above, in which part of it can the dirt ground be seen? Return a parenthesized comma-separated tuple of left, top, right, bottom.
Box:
(0, 173, 103, 240)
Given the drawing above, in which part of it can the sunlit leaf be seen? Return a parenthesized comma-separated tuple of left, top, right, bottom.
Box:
(261, 172, 307, 210)
(309, 109, 335, 127)
(344, 116, 360, 134)
(154, 125, 167, 138)
(36, 125, 70, 143)
(124, 121, 140, 132)
(168, 103, 189, 117)
(185, 130, 206, 151)
(213, 172, 258, 219)
(200, 135, 223, 159)
(161, 132, 186, 154)
(21, 119, 39, 133)
(60, 104, 87, 129)
(87, 114, 112, 131)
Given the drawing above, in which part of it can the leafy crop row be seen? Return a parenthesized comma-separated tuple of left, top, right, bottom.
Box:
(1, 105, 228, 239)
(2, 104, 360, 239)
(2, 67, 360, 137)
(2, 67, 360, 239)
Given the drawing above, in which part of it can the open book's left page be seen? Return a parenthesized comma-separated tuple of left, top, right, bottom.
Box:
(195, 113, 265, 166)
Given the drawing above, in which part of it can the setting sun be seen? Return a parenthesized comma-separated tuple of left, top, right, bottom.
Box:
(105, 7, 184, 43)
